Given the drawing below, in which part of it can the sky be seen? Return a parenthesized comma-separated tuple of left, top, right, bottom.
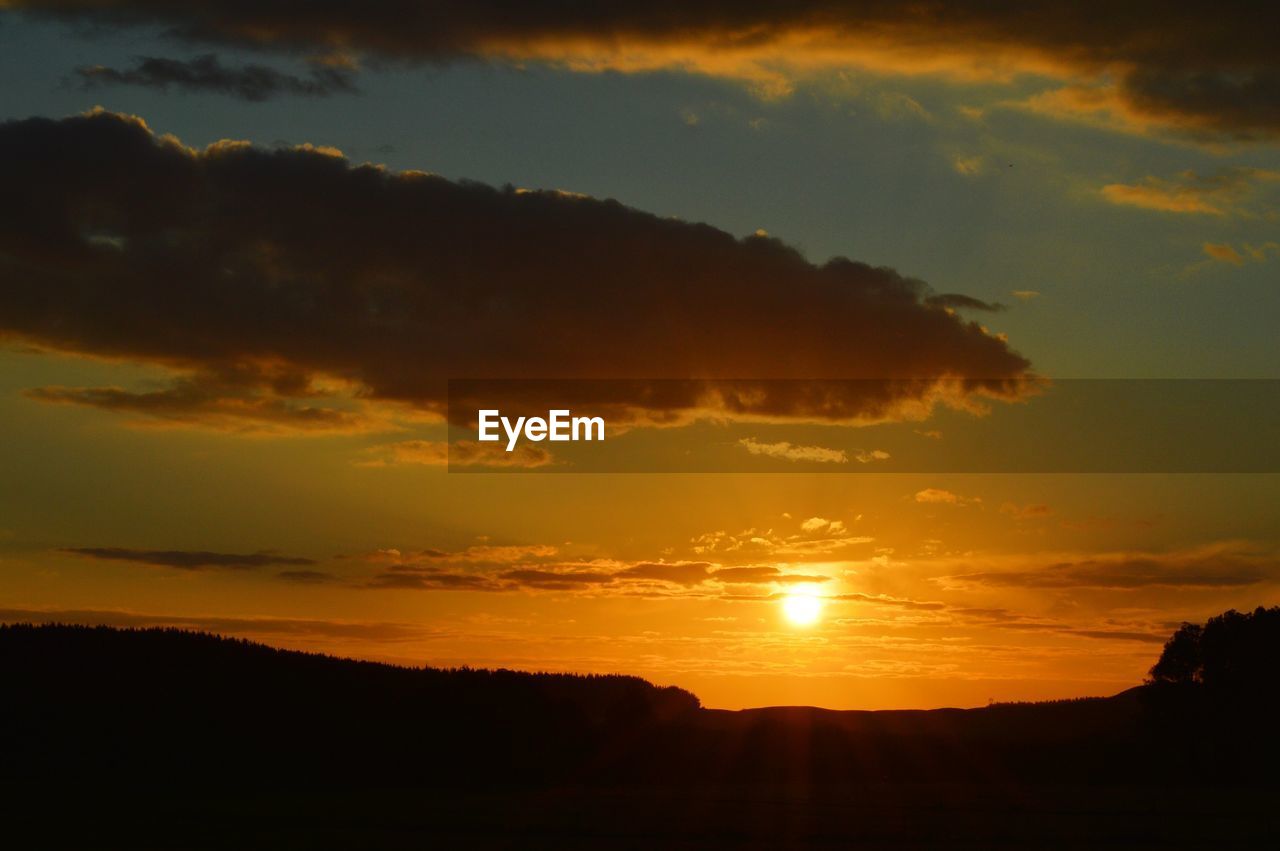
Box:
(0, 2, 1277, 709)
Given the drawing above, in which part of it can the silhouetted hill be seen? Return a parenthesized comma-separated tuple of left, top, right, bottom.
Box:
(0, 624, 698, 786)
(0, 620, 1223, 790)
(4, 620, 1280, 847)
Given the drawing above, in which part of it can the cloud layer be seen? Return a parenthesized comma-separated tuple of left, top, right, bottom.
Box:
(1101, 168, 1280, 216)
(0, 110, 1031, 430)
(941, 544, 1275, 590)
(62, 546, 315, 570)
(10, 1, 1280, 138)
(362, 548, 831, 596)
(74, 54, 357, 100)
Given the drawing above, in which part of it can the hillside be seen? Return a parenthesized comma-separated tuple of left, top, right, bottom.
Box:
(4, 622, 1280, 848)
(0, 623, 1160, 787)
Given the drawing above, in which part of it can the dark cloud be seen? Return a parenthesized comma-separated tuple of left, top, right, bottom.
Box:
(944, 548, 1275, 589)
(361, 544, 558, 567)
(27, 375, 380, 434)
(359, 549, 827, 594)
(618, 561, 714, 586)
(74, 54, 357, 101)
(711, 566, 830, 585)
(368, 567, 503, 591)
(498, 568, 617, 590)
(720, 592, 787, 601)
(834, 592, 947, 611)
(61, 546, 315, 570)
(1000, 502, 1054, 520)
(276, 569, 342, 584)
(838, 597, 1169, 643)
(0, 111, 1032, 430)
(1121, 66, 1280, 140)
(10, 2, 1280, 137)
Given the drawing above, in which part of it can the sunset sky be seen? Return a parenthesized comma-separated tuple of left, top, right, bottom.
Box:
(1, 2, 1277, 709)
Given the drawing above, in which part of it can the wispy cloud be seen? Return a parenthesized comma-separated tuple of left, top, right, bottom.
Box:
(1101, 168, 1280, 216)
(914, 488, 980, 506)
(61, 546, 315, 571)
(357, 543, 835, 596)
(1201, 241, 1279, 267)
(356, 440, 556, 468)
(74, 54, 358, 101)
(1000, 502, 1053, 520)
(938, 543, 1276, 590)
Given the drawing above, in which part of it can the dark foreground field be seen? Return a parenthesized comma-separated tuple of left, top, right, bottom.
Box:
(5, 782, 1277, 849)
(3, 621, 1279, 848)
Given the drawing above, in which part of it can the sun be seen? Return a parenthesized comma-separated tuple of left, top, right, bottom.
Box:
(781, 593, 823, 627)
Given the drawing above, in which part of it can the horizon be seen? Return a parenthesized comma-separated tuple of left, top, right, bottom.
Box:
(0, 619, 1161, 711)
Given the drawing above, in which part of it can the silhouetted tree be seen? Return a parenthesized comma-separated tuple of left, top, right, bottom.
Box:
(1149, 622, 1203, 684)
(1143, 606, 1280, 780)
(1198, 606, 1280, 695)
(1148, 606, 1280, 694)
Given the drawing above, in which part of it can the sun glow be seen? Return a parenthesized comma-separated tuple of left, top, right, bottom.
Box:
(781, 593, 823, 626)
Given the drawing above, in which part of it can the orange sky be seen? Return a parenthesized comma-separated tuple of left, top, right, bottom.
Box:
(1, 2, 1278, 709)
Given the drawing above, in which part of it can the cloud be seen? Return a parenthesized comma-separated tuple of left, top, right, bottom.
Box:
(834, 592, 947, 611)
(874, 91, 930, 122)
(1011, 290, 1040, 301)
(737, 438, 889, 465)
(276, 569, 342, 584)
(358, 544, 828, 595)
(26, 369, 386, 435)
(1202, 242, 1246, 265)
(0, 111, 1033, 432)
(913, 488, 979, 506)
(1119, 65, 1280, 140)
(12, 2, 1280, 138)
(690, 525, 873, 559)
(800, 517, 842, 534)
(498, 568, 618, 590)
(924, 293, 1006, 312)
(368, 567, 503, 591)
(74, 54, 357, 101)
(1100, 168, 1280, 216)
(60, 546, 315, 570)
(1200, 241, 1279, 267)
(357, 439, 556, 468)
(941, 543, 1276, 589)
(1243, 243, 1280, 262)
(710, 566, 830, 585)
(1000, 502, 1053, 520)
(738, 438, 847, 464)
(831, 594, 1172, 644)
(1102, 180, 1222, 215)
(618, 561, 714, 586)
(363, 545, 560, 567)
